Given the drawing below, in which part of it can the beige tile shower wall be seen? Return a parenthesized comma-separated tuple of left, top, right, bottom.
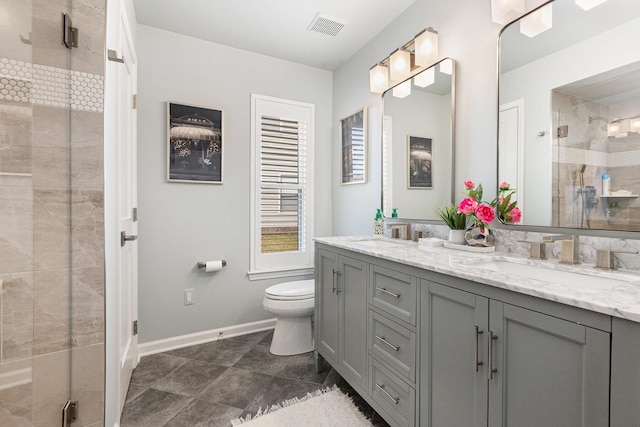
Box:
(0, 0, 106, 426)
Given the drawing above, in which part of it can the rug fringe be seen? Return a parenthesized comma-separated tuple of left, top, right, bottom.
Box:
(230, 384, 339, 425)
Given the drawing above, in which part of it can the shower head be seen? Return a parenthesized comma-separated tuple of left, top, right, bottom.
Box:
(588, 116, 609, 132)
(578, 164, 586, 173)
(578, 164, 586, 188)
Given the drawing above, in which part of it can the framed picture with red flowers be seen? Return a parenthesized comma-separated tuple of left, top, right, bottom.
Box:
(407, 135, 432, 189)
(167, 102, 223, 184)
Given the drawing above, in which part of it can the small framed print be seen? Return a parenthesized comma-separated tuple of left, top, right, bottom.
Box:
(341, 107, 367, 185)
(407, 135, 433, 189)
(167, 102, 223, 184)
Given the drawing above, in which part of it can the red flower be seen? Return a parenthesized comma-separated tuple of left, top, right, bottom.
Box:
(458, 197, 478, 214)
(464, 180, 474, 189)
(475, 204, 495, 224)
(508, 206, 522, 223)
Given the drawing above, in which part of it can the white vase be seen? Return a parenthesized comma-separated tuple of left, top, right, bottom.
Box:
(448, 229, 466, 245)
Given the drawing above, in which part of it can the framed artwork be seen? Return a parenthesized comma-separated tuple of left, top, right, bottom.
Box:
(407, 135, 433, 189)
(167, 102, 223, 183)
(340, 107, 367, 185)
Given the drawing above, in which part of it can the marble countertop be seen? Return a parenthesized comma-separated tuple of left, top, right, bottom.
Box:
(315, 236, 640, 323)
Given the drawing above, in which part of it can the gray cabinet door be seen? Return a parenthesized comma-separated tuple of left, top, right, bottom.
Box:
(316, 249, 339, 365)
(339, 255, 369, 389)
(421, 282, 489, 427)
(488, 301, 610, 427)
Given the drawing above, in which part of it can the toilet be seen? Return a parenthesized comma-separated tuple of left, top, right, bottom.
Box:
(263, 279, 315, 356)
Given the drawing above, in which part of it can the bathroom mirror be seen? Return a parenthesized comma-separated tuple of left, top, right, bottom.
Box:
(498, 0, 640, 232)
(382, 58, 455, 221)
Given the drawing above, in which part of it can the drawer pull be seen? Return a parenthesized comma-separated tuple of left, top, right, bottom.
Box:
(376, 287, 400, 298)
(488, 331, 498, 380)
(376, 335, 400, 351)
(474, 326, 484, 372)
(375, 383, 400, 405)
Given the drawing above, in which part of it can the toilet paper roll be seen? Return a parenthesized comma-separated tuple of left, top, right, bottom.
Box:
(204, 260, 223, 272)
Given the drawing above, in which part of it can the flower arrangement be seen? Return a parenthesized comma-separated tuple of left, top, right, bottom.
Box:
(437, 180, 521, 230)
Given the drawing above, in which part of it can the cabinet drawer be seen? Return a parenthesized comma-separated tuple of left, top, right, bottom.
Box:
(370, 357, 415, 427)
(370, 311, 416, 383)
(370, 265, 417, 326)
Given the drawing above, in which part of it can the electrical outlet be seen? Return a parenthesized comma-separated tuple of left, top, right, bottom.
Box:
(184, 288, 194, 305)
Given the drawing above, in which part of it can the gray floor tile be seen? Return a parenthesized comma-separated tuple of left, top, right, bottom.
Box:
(124, 383, 147, 404)
(197, 367, 271, 409)
(242, 376, 325, 416)
(234, 345, 328, 384)
(257, 330, 274, 347)
(153, 360, 228, 397)
(163, 399, 243, 427)
(120, 388, 191, 427)
(192, 338, 258, 366)
(130, 353, 189, 387)
(322, 367, 353, 390)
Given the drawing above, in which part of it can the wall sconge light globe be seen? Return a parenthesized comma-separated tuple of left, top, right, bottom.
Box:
(390, 48, 412, 82)
(393, 80, 411, 99)
(575, 0, 608, 10)
(370, 63, 389, 93)
(439, 59, 453, 75)
(520, 3, 553, 37)
(608, 119, 630, 138)
(630, 117, 640, 132)
(491, 0, 525, 25)
(414, 67, 435, 88)
(414, 28, 438, 67)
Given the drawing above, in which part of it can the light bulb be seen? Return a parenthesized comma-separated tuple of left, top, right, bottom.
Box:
(369, 64, 389, 94)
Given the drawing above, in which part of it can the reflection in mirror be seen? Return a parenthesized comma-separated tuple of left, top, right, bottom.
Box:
(382, 58, 455, 221)
(498, 0, 640, 231)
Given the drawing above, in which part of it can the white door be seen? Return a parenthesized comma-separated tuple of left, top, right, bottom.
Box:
(498, 99, 524, 220)
(105, 3, 138, 423)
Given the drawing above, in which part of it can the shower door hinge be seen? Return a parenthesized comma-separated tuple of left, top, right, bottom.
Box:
(557, 125, 569, 138)
(61, 400, 78, 426)
(132, 94, 137, 109)
(133, 320, 138, 336)
(133, 207, 138, 222)
(62, 14, 78, 49)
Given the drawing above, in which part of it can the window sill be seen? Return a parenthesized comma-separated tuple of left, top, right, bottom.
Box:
(247, 266, 315, 281)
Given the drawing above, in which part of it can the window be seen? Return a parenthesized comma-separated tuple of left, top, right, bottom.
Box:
(249, 94, 314, 280)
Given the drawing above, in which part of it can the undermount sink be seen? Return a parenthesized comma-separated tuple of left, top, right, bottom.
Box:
(349, 239, 404, 249)
(467, 257, 640, 290)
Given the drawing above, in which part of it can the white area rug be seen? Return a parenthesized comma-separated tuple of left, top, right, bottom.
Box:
(230, 386, 373, 426)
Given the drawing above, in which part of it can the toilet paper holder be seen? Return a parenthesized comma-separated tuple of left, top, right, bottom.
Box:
(197, 260, 227, 269)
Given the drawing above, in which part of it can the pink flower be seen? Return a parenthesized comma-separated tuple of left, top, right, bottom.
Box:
(500, 181, 510, 190)
(458, 197, 478, 214)
(475, 204, 495, 224)
(508, 206, 522, 223)
(499, 197, 505, 203)
(464, 180, 474, 189)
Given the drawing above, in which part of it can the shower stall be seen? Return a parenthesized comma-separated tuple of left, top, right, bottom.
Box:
(0, 1, 106, 426)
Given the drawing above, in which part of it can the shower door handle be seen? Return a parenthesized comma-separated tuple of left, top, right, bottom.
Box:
(120, 231, 137, 247)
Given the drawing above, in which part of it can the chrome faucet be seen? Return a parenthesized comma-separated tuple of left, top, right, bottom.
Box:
(542, 234, 580, 264)
(387, 223, 411, 240)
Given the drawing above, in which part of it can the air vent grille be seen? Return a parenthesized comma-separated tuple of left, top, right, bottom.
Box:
(307, 13, 346, 37)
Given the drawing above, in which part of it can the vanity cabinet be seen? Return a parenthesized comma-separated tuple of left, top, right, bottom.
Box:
(421, 282, 610, 427)
(316, 248, 368, 390)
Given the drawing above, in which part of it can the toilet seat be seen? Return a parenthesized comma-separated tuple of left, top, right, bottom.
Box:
(265, 279, 314, 301)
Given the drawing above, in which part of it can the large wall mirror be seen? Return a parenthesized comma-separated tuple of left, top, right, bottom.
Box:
(382, 58, 455, 220)
(498, 0, 640, 232)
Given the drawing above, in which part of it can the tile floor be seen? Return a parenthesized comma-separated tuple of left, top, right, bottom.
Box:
(121, 330, 390, 426)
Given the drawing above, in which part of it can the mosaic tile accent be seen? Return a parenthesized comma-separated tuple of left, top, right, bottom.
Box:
(0, 57, 103, 112)
(609, 150, 640, 168)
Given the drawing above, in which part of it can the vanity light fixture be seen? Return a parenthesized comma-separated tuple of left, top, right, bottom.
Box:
(414, 67, 435, 88)
(575, 0, 608, 10)
(390, 48, 412, 81)
(414, 28, 439, 67)
(491, 0, 525, 25)
(630, 117, 640, 132)
(368, 27, 440, 94)
(370, 63, 389, 93)
(439, 58, 453, 75)
(393, 80, 412, 98)
(608, 119, 630, 138)
(520, 3, 553, 38)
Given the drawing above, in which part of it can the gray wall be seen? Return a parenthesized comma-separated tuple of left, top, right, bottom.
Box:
(137, 25, 332, 343)
(332, 0, 520, 235)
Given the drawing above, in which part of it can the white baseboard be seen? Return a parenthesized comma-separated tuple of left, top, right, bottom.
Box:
(138, 318, 276, 357)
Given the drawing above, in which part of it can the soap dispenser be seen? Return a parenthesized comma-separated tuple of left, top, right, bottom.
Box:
(392, 208, 398, 218)
(374, 209, 384, 235)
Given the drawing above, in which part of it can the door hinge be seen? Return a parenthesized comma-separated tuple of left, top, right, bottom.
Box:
(62, 14, 78, 49)
(61, 400, 78, 426)
(557, 125, 569, 138)
(133, 320, 138, 336)
(132, 94, 137, 109)
(133, 207, 138, 222)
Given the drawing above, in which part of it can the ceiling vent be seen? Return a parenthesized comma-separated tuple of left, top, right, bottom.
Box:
(307, 13, 346, 37)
